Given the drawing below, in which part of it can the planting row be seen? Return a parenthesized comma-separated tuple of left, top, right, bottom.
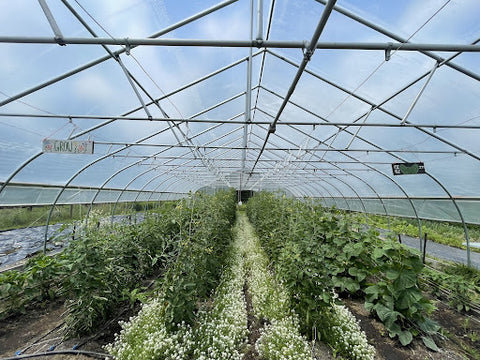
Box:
(0, 190, 236, 337)
(246, 192, 440, 352)
(107, 211, 318, 359)
(106, 210, 247, 359)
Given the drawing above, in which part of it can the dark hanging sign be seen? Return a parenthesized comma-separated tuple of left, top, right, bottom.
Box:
(392, 162, 425, 175)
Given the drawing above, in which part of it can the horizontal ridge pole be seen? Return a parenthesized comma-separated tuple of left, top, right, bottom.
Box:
(1, 37, 480, 52)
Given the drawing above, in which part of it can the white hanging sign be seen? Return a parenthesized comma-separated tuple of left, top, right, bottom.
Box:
(42, 139, 94, 154)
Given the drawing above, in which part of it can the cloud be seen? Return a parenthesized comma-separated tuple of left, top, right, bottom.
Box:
(73, 72, 115, 103)
(195, 6, 248, 41)
(398, 0, 480, 42)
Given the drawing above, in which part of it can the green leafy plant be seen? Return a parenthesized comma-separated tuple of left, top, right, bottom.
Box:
(1, 191, 237, 337)
(246, 192, 440, 351)
(421, 265, 480, 313)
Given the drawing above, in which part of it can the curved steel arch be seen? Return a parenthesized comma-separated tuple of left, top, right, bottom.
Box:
(254, 97, 423, 240)
(253, 104, 392, 220)
(260, 54, 473, 257)
(0, 43, 262, 200)
(289, 123, 471, 262)
(245, 134, 350, 209)
(286, 123, 424, 241)
(41, 124, 191, 250)
(250, 121, 387, 223)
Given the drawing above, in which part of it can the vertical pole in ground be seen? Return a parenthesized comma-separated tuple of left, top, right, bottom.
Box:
(422, 233, 428, 264)
(398, 234, 402, 244)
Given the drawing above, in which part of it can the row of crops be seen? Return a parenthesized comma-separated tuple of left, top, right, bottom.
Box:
(246, 193, 440, 351)
(1, 190, 479, 358)
(0, 190, 236, 339)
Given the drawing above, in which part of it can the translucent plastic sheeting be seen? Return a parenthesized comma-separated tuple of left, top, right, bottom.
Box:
(318, 197, 480, 225)
(0, 0, 478, 229)
(0, 183, 184, 207)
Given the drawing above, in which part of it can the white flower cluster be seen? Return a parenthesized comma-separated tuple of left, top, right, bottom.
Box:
(105, 220, 249, 360)
(104, 298, 192, 360)
(192, 241, 248, 360)
(244, 236, 290, 321)
(326, 303, 376, 360)
(106, 214, 374, 360)
(238, 214, 313, 360)
(256, 318, 312, 360)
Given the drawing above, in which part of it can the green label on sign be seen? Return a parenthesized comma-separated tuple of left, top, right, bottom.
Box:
(392, 162, 425, 175)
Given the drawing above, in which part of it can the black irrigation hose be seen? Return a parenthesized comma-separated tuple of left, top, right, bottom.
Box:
(17, 322, 65, 355)
(0, 350, 108, 360)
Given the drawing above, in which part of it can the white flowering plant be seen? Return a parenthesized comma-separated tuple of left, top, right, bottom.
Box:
(106, 210, 248, 360)
(322, 302, 376, 360)
(104, 298, 193, 360)
(256, 318, 313, 360)
(192, 239, 248, 360)
(238, 213, 313, 360)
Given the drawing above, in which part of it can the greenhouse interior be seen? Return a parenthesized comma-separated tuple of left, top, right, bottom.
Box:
(0, 0, 480, 359)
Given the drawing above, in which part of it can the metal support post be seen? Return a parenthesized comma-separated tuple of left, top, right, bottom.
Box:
(256, 0, 264, 41)
(241, 0, 255, 193)
(401, 62, 439, 125)
(37, 0, 65, 45)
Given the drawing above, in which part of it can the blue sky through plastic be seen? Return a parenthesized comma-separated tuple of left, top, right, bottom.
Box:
(0, 0, 479, 219)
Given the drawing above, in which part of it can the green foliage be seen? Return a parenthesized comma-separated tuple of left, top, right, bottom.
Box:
(364, 242, 438, 344)
(161, 190, 237, 329)
(0, 190, 237, 338)
(365, 214, 480, 250)
(246, 192, 439, 350)
(421, 264, 480, 312)
(0, 254, 63, 317)
(0, 201, 154, 231)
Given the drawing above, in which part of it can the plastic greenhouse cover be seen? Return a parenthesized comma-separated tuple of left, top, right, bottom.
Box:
(0, 0, 478, 226)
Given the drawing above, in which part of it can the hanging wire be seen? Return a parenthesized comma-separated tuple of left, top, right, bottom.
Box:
(0, 89, 55, 115)
(299, 0, 453, 167)
(0, 120, 44, 137)
(324, 0, 452, 122)
(72, 0, 184, 119)
(70, 0, 232, 177)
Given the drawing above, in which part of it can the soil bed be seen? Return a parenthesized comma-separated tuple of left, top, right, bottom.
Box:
(343, 296, 479, 360)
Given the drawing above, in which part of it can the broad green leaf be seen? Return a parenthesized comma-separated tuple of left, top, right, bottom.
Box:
(397, 288, 423, 310)
(386, 269, 400, 280)
(398, 330, 413, 346)
(364, 301, 374, 312)
(387, 322, 401, 338)
(421, 336, 439, 352)
(348, 267, 367, 282)
(345, 278, 360, 293)
(417, 318, 441, 334)
(394, 272, 417, 290)
(364, 285, 379, 295)
(373, 248, 385, 259)
(374, 303, 393, 322)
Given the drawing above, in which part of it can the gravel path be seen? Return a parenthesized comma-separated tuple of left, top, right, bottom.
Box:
(377, 228, 480, 269)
